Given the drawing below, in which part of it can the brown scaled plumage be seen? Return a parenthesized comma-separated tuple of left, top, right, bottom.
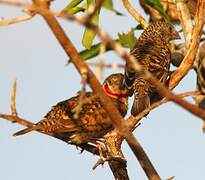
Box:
(14, 73, 128, 145)
(194, 42, 205, 108)
(124, 20, 180, 116)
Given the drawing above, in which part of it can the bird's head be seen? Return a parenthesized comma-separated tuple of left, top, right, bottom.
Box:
(150, 20, 180, 43)
(102, 73, 128, 103)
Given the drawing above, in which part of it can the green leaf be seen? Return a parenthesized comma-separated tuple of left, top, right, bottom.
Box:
(118, 28, 137, 50)
(103, 0, 123, 16)
(65, 6, 85, 14)
(82, 0, 100, 49)
(87, 0, 93, 4)
(68, 42, 101, 63)
(68, 40, 120, 63)
(79, 42, 102, 60)
(144, 0, 170, 21)
(61, 0, 84, 14)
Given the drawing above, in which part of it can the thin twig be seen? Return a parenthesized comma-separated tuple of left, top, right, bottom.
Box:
(11, 79, 17, 116)
(0, 12, 35, 26)
(96, 42, 106, 80)
(126, 91, 200, 130)
(88, 62, 124, 69)
(122, 0, 148, 29)
(0, 114, 34, 127)
(0, 0, 31, 8)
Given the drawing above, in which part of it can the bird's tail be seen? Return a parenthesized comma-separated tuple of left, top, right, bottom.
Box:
(131, 93, 150, 116)
(13, 127, 34, 136)
(131, 80, 150, 116)
(124, 63, 136, 96)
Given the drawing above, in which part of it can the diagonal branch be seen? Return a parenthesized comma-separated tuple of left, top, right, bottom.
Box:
(32, 0, 128, 138)
(122, 0, 148, 29)
(169, 0, 205, 89)
(31, 1, 161, 179)
(174, 0, 193, 48)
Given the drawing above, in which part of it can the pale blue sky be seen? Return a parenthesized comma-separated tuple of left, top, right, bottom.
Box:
(0, 1, 205, 180)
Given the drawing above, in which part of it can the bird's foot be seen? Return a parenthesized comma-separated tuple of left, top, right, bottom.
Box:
(92, 141, 108, 170)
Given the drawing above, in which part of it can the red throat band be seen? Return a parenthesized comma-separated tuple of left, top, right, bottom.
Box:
(103, 83, 128, 98)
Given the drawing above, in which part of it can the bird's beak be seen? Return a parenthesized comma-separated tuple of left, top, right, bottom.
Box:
(172, 30, 181, 40)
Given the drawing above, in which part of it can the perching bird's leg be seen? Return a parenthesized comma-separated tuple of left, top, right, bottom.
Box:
(78, 143, 99, 155)
(92, 140, 109, 170)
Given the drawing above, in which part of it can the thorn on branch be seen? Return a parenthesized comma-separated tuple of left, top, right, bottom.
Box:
(167, 176, 175, 180)
(92, 158, 105, 170)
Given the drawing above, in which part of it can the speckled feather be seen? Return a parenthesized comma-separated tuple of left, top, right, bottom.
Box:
(194, 47, 205, 108)
(14, 74, 128, 145)
(125, 20, 180, 116)
(196, 60, 205, 95)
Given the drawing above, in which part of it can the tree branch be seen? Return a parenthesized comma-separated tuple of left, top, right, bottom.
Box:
(174, 0, 193, 48)
(169, 0, 205, 89)
(0, 12, 35, 26)
(2, 1, 204, 179)
(122, 0, 148, 29)
(31, 0, 161, 179)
